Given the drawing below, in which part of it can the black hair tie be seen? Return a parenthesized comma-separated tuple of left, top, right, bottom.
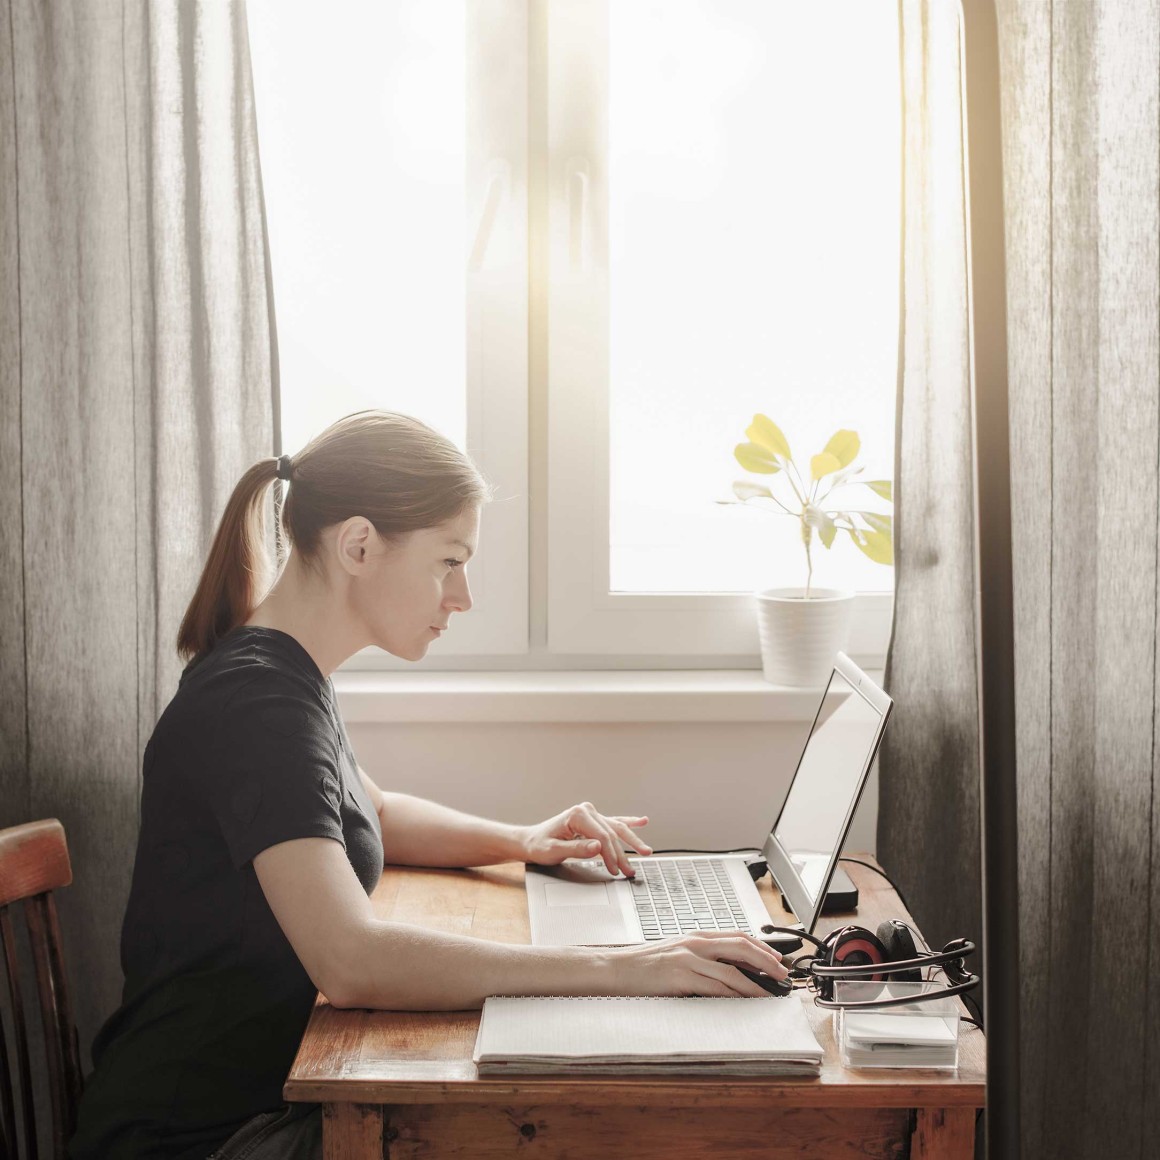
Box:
(275, 454, 293, 482)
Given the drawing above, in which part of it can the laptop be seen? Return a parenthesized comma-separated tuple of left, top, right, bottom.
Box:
(525, 651, 894, 949)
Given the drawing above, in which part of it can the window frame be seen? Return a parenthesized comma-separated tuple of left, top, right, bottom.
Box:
(542, 0, 895, 666)
(262, 0, 896, 674)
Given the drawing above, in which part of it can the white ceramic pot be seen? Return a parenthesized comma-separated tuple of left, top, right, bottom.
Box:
(755, 587, 856, 687)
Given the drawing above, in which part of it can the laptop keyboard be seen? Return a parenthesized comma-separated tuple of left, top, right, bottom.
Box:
(627, 857, 750, 939)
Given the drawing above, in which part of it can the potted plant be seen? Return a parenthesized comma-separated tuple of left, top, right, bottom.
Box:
(726, 414, 893, 686)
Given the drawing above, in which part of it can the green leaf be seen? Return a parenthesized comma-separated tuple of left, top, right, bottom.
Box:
(745, 414, 792, 460)
(734, 442, 781, 474)
(733, 480, 774, 502)
(865, 480, 893, 502)
(822, 429, 861, 468)
(810, 452, 842, 481)
(850, 511, 893, 536)
(847, 526, 894, 565)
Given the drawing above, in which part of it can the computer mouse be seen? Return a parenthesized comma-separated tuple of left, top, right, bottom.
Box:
(724, 962, 793, 997)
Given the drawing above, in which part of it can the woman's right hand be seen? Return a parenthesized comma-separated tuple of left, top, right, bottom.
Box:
(600, 931, 792, 998)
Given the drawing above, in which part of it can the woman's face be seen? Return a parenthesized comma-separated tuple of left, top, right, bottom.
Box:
(353, 505, 480, 662)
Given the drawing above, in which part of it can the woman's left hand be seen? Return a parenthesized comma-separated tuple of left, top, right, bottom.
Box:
(520, 802, 652, 877)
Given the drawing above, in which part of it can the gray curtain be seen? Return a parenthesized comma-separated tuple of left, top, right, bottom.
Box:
(878, 0, 980, 963)
(999, 1, 1159, 1156)
(882, 1, 1160, 1157)
(0, 0, 275, 1113)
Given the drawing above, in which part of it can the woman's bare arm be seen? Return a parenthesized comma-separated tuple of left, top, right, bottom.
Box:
(357, 768, 652, 875)
(359, 766, 526, 867)
(253, 836, 789, 1010)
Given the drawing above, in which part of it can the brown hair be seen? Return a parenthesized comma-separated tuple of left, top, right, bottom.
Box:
(176, 411, 491, 663)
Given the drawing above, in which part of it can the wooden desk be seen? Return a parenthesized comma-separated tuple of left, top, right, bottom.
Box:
(285, 857, 985, 1159)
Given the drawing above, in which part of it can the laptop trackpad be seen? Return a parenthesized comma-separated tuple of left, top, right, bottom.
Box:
(545, 880, 613, 907)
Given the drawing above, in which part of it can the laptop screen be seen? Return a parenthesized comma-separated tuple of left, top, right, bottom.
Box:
(761, 655, 893, 934)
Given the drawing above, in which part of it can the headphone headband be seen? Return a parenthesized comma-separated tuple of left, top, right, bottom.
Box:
(811, 974, 980, 1010)
(810, 938, 976, 979)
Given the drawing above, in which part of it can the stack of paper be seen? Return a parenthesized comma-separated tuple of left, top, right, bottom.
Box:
(841, 1011, 958, 1068)
(473, 996, 824, 1076)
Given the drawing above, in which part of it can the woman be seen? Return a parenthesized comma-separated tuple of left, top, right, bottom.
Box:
(68, 412, 787, 1160)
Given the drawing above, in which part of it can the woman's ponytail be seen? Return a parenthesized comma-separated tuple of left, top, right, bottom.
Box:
(176, 458, 282, 663)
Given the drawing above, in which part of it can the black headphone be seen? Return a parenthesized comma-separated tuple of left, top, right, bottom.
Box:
(765, 921, 979, 1009)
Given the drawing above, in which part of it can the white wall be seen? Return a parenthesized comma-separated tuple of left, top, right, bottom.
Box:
(347, 719, 880, 858)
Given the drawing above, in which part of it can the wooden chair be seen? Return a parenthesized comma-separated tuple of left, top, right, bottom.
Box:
(0, 820, 83, 1160)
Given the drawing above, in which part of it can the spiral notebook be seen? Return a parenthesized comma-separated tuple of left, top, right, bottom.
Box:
(473, 995, 824, 1076)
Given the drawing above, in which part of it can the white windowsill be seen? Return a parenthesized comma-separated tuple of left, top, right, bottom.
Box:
(332, 669, 886, 725)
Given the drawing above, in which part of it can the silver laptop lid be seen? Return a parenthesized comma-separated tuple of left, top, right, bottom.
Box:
(761, 652, 893, 935)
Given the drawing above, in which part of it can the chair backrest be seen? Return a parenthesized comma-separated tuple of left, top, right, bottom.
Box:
(0, 820, 82, 1160)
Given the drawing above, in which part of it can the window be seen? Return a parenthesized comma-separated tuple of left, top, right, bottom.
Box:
(248, 0, 898, 670)
(248, 0, 529, 656)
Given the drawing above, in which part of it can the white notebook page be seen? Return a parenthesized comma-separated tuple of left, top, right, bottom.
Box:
(474, 996, 824, 1064)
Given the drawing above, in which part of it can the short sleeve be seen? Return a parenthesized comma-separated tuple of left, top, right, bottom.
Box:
(205, 675, 345, 870)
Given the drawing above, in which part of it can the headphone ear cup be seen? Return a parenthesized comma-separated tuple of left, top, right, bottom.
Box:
(811, 926, 889, 1000)
(829, 926, 890, 979)
(939, 939, 974, 986)
(875, 920, 923, 982)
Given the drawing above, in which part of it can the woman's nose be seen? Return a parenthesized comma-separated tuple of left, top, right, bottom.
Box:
(445, 574, 472, 614)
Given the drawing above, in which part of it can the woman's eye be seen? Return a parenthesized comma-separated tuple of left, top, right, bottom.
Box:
(444, 558, 464, 570)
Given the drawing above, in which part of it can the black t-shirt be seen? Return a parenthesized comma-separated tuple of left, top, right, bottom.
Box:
(68, 627, 384, 1160)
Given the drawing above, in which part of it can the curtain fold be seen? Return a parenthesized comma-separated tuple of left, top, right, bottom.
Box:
(883, 1, 1160, 1157)
(0, 0, 275, 1120)
(878, 0, 981, 964)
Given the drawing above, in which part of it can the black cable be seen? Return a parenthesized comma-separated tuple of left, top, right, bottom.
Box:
(646, 850, 911, 908)
(649, 851, 908, 901)
(641, 848, 769, 882)
(960, 989, 985, 1030)
(649, 847, 762, 856)
(838, 856, 914, 917)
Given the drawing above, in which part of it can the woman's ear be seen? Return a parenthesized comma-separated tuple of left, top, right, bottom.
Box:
(335, 517, 375, 575)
